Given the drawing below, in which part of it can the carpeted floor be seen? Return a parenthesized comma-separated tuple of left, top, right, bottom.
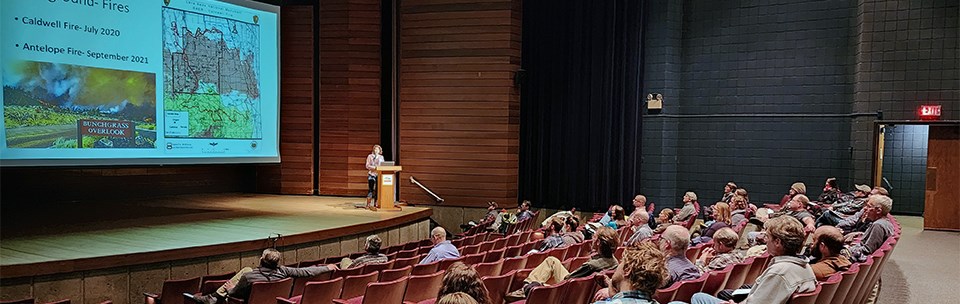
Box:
(877, 216, 960, 304)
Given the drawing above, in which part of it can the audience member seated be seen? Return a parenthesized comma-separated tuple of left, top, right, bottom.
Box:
(652, 209, 675, 234)
(625, 210, 653, 246)
(517, 200, 535, 222)
(835, 186, 889, 235)
(692, 202, 731, 245)
(538, 217, 567, 252)
(689, 216, 816, 304)
(777, 182, 806, 210)
(816, 177, 843, 205)
(847, 195, 895, 263)
(695, 228, 743, 272)
(185, 249, 337, 304)
(721, 182, 738, 204)
(729, 194, 755, 228)
(808, 226, 851, 280)
(607, 205, 628, 229)
(760, 194, 816, 233)
(437, 262, 492, 304)
(463, 201, 503, 232)
(562, 216, 585, 246)
(598, 204, 620, 227)
(438, 292, 479, 304)
(420, 227, 460, 264)
(541, 208, 575, 229)
(507, 226, 621, 300)
(592, 242, 668, 304)
(673, 192, 698, 223)
(660, 225, 701, 286)
(629, 195, 649, 223)
(816, 184, 870, 227)
(340, 235, 388, 269)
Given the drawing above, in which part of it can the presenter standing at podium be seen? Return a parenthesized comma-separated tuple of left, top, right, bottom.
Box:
(366, 145, 385, 210)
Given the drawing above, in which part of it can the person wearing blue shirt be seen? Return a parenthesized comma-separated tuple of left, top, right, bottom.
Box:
(419, 227, 460, 264)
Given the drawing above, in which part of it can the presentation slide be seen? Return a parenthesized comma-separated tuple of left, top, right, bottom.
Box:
(0, 0, 280, 166)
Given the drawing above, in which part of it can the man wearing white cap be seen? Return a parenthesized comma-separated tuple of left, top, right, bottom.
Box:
(816, 184, 871, 227)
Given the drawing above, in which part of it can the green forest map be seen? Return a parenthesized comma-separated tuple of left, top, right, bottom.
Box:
(162, 7, 261, 139)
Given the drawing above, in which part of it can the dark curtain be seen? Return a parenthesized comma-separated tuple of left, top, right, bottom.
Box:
(519, 0, 646, 212)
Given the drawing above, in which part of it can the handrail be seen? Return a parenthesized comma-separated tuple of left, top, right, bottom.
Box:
(409, 176, 444, 204)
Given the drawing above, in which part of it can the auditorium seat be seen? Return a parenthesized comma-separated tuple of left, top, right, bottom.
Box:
(411, 260, 441, 275)
(402, 271, 445, 304)
(492, 237, 508, 249)
(361, 260, 394, 275)
(653, 281, 681, 304)
(505, 233, 522, 247)
(144, 276, 200, 304)
(742, 253, 770, 285)
(671, 275, 708, 303)
(333, 276, 407, 304)
(855, 251, 886, 304)
(332, 266, 365, 279)
(392, 255, 421, 269)
(814, 273, 843, 304)
(463, 253, 485, 265)
(832, 263, 861, 304)
(787, 284, 821, 304)
(416, 245, 434, 256)
(478, 240, 495, 253)
(278, 277, 343, 304)
(723, 256, 755, 290)
(562, 274, 598, 304)
(290, 272, 333, 297)
(473, 260, 503, 278)
(298, 258, 325, 268)
(461, 244, 481, 255)
(563, 243, 583, 260)
(524, 251, 549, 269)
(482, 270, 516, 304)
(438, 256, 465, 271)
(338, 272, 379, 300)
(510, 269, 534, 296)
(380, 266, 413, 282)
(513, 281, 566, 304)
(842, 256, 874, 304)
(563, 256, 590, 271)
(501, 256, 527, 275)
(504, 244, 524, 258)
(614, 247, 625, 260)
(483, 248, 507, 263)
(199, 280, 228, 295)
(396, 249, 418, 259)
(685, 242, 708, 262)
(225, 277, 292, 304)
(544, 247, 567, 261)
(700, 263, 734, 296)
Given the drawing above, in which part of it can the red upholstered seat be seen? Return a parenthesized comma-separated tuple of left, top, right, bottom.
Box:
(653, 281, 681, 304)
(277, 277, 343, 304)
(723, 256, 754, 290)
(482, 270, 515, 304)
(742, 253, 770, 285)
(402, 270, 445, 304)
(361, 260, 394, 275)
(501, 256, 527, 275)
(144, 276, 200, 304)
(473, 260, 503, 278)
(831, 263, 861, 304)
(814, 273, 843, 304)
(787, 284, 821, 304)
(225, 277, 292, 304)
(338, 272, 379, 300)
(332, 266, 365, 280)
(411, 260, 441, 275)
(562, 273, 598, 304)
(380, 265, 413, 282)
(483, 248, 506, 263)
(513, 280, 566, 304)
(671, 274, 708, 303)
(333, 276, 407, 304)
(438, 256, 465, 271)
(700, 263, 734, 296)
(290, 271, 333, 297)
(392, 255, 421, 269)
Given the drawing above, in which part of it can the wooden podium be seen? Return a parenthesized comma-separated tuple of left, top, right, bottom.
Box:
(375, 166, 403, 211)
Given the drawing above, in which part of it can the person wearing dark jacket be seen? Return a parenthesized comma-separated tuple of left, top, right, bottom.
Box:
(186, 248, 336, 304)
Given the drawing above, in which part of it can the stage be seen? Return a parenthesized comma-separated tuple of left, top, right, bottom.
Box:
(0, 194, 432, 280)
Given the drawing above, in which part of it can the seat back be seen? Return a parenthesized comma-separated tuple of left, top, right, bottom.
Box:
(339, 272, 379, 299)
(510, 269, 533, 295)
(564, 256, 591, 271)
(561, 274, 597, 304)
(482, 270, 515, 304)
(483, 248, 506, 263)
(478, 240, 495, 253)
(787, 284, 821, 304)
(831, 263, 861, 304)
(332, 266, 365, 279)
(564, 243, 583, 260)
(701, 263, 734, 296)
(653, 281, 681, 304)
(503, 244, 524, 258)
(379, 265, 413, 282)
(545, 247, 567, 261)
(473, 260, 503, 278)
(505, 234, 522, 247)
(403, 270, 446, 303)
(842, 256, 874, 304)
(396, 248, 418, 259)
(461, 244, 481, 255)
(361, 260, 394, 275)
(524, 281, 566, 304)
(814, 273, 843, 304)
(492, 237, 507, 249)
(856, 251, 886, 304)
(298, 258, 325, 268)
(246, 277, 293, 304)
(200, 280, 228, 295)
(614, 247, 626, 260)
(723, 256, 754, 290)
(500, 256, 527, 275)
(402, 241, 419, 251)
(290, 271, 333, 296)
(463, 253, 485, 265)
(417, 245, 435, 256)
(525, 251, 550, 268)
(392, 255, 421, 269)
(158, 276, 200, 304)
(298, 277, 343, 304)
(519, 241, 537, 254)
(361, 277, 408, 304)
(438, 256, 466, 271)
(412, 260, 441, 275)
(673, 275, 708, 303)
(685, 243, 707, 262)
(742, 254, 770, 285)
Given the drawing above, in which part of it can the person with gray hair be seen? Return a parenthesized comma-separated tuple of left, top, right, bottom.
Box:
(341, 234, 388, 269)
(847, 195, 895, 262)
(673, 192, 698, 223)
(420, 227, 460, 264)
(659, 225, 701, 287)
(186, 248, 337, 304)
(624, 209, 652, 246)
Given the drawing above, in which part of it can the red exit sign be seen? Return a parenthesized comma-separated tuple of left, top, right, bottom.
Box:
(919, 105, 941, 120)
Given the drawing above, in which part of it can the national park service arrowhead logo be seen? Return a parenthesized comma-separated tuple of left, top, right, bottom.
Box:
(163, 0, 171, 6)
(253, 15, 259, 24)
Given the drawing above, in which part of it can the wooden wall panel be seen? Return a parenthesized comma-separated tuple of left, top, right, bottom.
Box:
(398, 0, 521, 207)
(318, 0, 382, 196)
(257, 5, 316, 195)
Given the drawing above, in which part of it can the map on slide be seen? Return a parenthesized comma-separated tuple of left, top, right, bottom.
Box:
(162, 7, 262, 139)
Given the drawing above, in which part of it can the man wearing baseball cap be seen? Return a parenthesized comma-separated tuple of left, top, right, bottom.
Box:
(816, 184, 871, 227)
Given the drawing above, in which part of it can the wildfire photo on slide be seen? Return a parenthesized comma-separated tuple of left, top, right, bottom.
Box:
(2, 61, 157, 148)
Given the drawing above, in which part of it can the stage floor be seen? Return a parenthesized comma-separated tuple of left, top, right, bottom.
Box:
(0, 194, 431, 278)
